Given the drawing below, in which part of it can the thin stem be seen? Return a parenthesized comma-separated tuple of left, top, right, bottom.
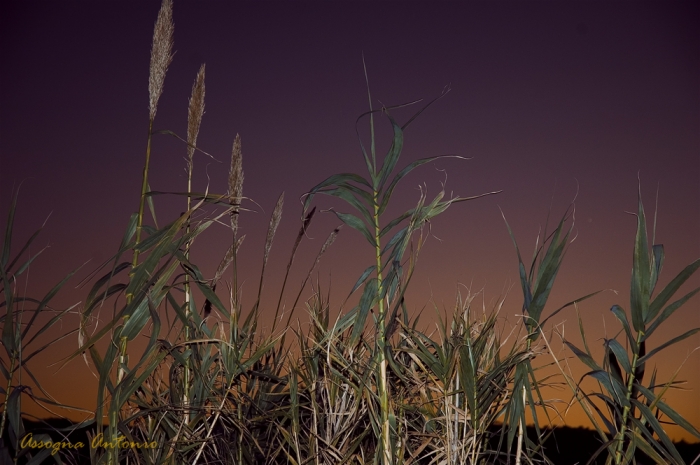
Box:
(120, 119, 155, 385)
(0, 357, 16, 443)
(132, 119, 154, 270)
(614, 330, 645, 465)
(515, 385, 526, 465)
(183, 134, 193, 420)
(108, 119, 154, 465)
(373, 189, 391, 465)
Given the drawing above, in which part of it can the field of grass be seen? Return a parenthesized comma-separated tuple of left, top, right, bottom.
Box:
(2, 1, 699, 464)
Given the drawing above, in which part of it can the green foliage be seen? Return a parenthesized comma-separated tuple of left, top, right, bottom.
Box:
(301, 60, 500, 464)
(1, 188, 94, 464)
(554, 188, 700, 465)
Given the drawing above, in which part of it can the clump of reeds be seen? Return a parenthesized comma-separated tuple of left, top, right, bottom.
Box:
(544, 188, 700, 465)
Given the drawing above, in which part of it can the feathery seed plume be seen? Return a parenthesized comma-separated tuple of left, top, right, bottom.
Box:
(264, 193, 285, 266)
(213, 235, 246, 283)
(186, 64, 206, 168)
(148, 0, 174, 121)
(228, 134, 244, 236)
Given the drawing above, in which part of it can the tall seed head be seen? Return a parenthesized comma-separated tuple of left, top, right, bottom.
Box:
(148, 0, 174, 121)
(186, 64, 206, 169)
(228, 134, 244, 235)
(264, 193, 285, 265)
(213, 235, 246, 283)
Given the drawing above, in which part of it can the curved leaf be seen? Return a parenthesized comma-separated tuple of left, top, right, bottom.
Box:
(605, 339, 631, 374)
(378, 155, 468, 216)
(376, 113, 404, 190)
(302, 173, 372, 217)
(349, 265, 375, 296)
(636, 384, 700, 440)
(644, 287, 700, 340)
(319, 186, 373, 226)
(638, 327, 700, 365)
(647, 258, 700, 324)
(349, 279, 377, 347)
(331, 210, 375, 247)
(610, 305, 637, 353)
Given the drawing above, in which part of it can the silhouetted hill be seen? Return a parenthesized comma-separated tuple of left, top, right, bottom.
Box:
(2, 419, 699, 464)
(531, 425, 700, 465)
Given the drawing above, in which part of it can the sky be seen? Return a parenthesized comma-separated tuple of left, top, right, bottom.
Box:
(1, 1, 699, 441)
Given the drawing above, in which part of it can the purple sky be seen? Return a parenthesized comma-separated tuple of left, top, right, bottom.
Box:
(1, 1, 698, 440)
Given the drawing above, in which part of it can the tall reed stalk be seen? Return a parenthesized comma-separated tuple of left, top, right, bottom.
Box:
(112, 1, 173, 462)
(183, 63, 206, 417)
(303, 63, 499, 463)
(121, 0, 173, 388)
(551, 187, 700, 464)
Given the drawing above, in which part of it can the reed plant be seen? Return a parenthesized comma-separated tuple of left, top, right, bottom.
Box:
(394, 290, 539, 464)
(545, 188, 700, 465)
(301, 63, 501, 464)
(501, 202, 604, 464)
(0, 190, 94, 463)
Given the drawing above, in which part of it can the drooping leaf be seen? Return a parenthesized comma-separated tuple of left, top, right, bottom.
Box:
(631, 399, 685, 464)
(636, 384, 700, 440)
(610, 305, 637, 353)
(378, 155, 467, 216)
(302, 173, 372, 218)
(605, 339, 631, 374)
(349, 279, 377, 347)
(330, 210, 376, 247)
(319, 186, 373, 226)
(564, 340, 602, 372)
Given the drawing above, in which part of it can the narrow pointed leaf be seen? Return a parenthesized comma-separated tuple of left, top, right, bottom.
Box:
(647, 258, 700, 324)
(631, 194, 651, 330)
(638, 328, 700, 365)
(649, 244, 664, 295)
(379, 155, 467, 216)
(610, 305, 637, 352)
(605, 339, 631, 374)
(645, 287, 700, 340)
(377, 113, 404, 190)
(302, 173, 372, 217)
(349, 279, 377, 347)
(330, 210, 375, 247)
(349, 265, 375, 296)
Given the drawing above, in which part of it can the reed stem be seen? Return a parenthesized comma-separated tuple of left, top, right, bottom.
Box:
(614, 330, 645, 464)
(373, 189, 391, 465)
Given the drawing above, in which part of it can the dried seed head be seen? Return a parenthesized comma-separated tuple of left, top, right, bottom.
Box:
(319, 226, 340, 260)
(263, 193, 285, 266)
(186, 64, 206, 167)
(228, 134, 244, 235)
(310, 226, 340, 276)
(213, 235, 245, 283)
(148, 0, 174, 121)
